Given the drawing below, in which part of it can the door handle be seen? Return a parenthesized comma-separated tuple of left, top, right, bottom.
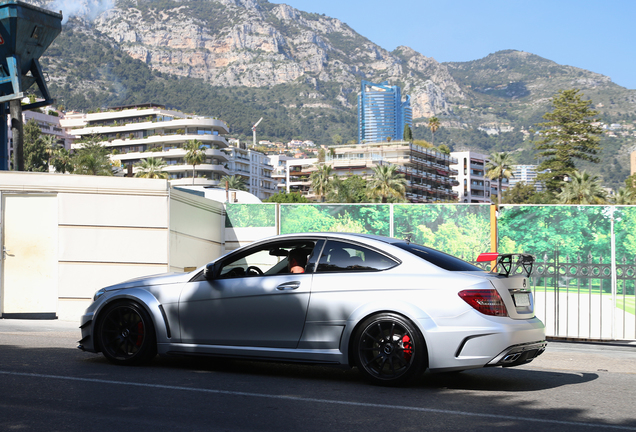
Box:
(277, 281, 300, 291)
(2, 247, 13, 259)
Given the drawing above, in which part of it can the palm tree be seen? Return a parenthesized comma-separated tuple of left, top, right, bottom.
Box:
(486, 152, 515, 205)
(220, 174, 248, 191)
(310, 164, 333, 202)
(51, 147, 74, 174)
(556, 170, 606, 204)
(40, 134, 59, 170)
(613, 187, 636, 205)
(428, 117, 440, 147)
(72, 142, 113, 176)
(369, 164, 406, 203)
(134, 157, 169, 179)
(183, 139, 206, 185)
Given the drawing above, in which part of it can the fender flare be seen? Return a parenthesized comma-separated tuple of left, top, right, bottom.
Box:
(92, 289, 171, 351)
(340, 299, 436, 366)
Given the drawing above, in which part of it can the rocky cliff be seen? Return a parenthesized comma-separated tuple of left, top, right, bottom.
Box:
(40, 0, 462, 118)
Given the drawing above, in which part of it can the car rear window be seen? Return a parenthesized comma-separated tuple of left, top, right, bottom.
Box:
(394, 242, 484, 272)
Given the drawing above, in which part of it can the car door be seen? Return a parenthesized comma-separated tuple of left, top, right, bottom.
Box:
(178, 239, 320, 348)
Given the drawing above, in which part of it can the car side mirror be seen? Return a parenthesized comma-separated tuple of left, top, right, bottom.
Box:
(204, 262, 216, 281)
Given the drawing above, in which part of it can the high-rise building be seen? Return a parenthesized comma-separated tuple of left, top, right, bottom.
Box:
(358, 81, 412, 143)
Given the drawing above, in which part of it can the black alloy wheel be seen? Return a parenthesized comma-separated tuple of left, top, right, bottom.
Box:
(97, 301, 157, 365)
(353, 313, 427, 386)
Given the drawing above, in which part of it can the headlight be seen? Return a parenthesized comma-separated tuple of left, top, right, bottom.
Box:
(93, 288, 106, 301)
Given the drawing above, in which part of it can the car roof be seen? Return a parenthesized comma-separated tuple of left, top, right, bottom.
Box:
(273, 232, 403, 244)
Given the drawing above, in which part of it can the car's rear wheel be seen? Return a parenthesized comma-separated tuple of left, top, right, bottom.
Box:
(97, 301, 157, 365)
(353, 313, 427, 386)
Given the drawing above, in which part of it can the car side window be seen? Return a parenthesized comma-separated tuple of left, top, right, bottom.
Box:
(316, 240, 399, 273)
(218, 240, 319, 278)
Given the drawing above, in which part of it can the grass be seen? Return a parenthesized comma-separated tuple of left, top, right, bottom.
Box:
(616, 296, 636, 315)
(530, 284, 635, 315)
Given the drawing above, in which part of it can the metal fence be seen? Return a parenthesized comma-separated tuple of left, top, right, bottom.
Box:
(528, 253, 636, 340)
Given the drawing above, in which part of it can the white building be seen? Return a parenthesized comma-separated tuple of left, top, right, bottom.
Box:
(509, 164, 543, 191)
(60, 103, 231, 186)
(268, 155, 318, 197)
(450, 151, 508, 204)
(223, 142, 276, 200)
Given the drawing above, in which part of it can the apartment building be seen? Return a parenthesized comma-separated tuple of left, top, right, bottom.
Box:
(223, 142, 276, 200)
(450, 151, 509, 203)
(509, 164, 543, 192)
(325, 141, 458, 203)
(268, 154, 318, 196)
(61, 103, 231, 186)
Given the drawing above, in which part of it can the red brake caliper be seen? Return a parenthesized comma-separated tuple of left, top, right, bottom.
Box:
(136, 321, 144, 346)
(402, 335, 413, 361)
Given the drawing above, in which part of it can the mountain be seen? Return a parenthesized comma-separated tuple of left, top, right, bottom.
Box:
(26, 0, 636, 189)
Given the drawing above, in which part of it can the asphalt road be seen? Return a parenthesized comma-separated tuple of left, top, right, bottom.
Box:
(0, 319, 635, 432)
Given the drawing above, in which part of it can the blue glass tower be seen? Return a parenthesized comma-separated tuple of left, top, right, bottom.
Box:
(358, 80, 412, 143)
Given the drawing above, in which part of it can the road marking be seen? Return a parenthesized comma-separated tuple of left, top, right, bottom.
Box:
(1, 370, 634, 430)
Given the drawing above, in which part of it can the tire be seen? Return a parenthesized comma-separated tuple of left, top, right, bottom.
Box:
(97, 301, 157, 365)
(353, 313, 427, 386)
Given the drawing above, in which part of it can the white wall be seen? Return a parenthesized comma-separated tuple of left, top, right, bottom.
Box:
(0, 172, 226, 321)
(169, 188, 225, 272)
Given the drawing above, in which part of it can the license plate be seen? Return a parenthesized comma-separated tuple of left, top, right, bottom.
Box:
(513, 293, 530, 307)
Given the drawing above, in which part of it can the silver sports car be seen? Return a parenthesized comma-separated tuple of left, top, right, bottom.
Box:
(79, 233, 546, 386)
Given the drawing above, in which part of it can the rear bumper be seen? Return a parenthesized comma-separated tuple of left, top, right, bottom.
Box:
(486, 340, 547, 367)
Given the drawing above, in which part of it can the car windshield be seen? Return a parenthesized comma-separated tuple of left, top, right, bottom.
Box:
(394, 242, 484, 272)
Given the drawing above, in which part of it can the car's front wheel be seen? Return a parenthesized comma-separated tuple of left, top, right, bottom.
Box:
(97, 301, 157, 365)
(353, 313, 427, 386)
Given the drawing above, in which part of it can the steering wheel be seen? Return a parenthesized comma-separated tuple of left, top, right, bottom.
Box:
(246, 266, 263, 276)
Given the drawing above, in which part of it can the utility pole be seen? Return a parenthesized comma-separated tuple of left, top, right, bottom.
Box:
(252, 117, 263, 148)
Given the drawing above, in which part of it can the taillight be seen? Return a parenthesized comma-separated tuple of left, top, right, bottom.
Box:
(458, 289, 508, 317)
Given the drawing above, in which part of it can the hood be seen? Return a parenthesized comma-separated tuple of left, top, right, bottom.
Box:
(102, 271, 195, 292)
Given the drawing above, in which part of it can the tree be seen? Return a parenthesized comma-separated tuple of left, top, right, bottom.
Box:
(613, 187, 636, 205)
(534, 89, 602, 193)
(310, 164, 333, 202)
(403, 124, 413, 142)
(135, 157, 169, 179)
(23, 119, 47, 172)
(486, 152, 515, 205)
(183, 139, 206, 185)
(40, 134, 59, 169)
(438, 144, 450, 155)
(317, 148, 326, 163)
(502, 181, 537, 204)
(220, 174, 248, 191)
(327, 175, 368, 203)
(625, 174, 636, 196)
(556, 170, 606, 204)
(428, 117, 440, 147)
(51, 147, 74, 174)
(332, 134, 343, 145)
(264, 191, 310, 203)
(369, 164, 406, 203)
(72, 141, 113, 176)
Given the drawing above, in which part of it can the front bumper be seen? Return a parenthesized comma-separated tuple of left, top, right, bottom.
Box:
(77, 312, 97, 353)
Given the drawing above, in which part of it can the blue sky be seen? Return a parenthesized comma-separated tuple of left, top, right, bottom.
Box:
(279, 0, 636, 90)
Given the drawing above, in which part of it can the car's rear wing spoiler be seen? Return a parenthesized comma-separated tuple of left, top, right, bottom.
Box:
(476, 253, 535, 278)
